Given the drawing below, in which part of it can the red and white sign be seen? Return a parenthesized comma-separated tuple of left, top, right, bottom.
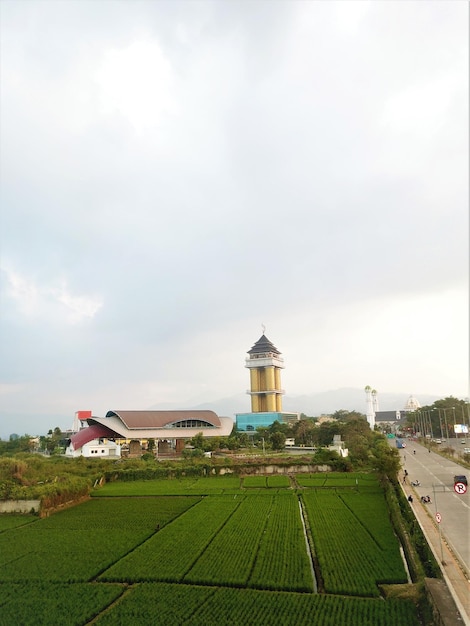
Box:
(454, 482, 467, 495)
(435, 512, 442, 523)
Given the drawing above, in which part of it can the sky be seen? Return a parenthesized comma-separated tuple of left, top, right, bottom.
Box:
(0, 1, 468, 438)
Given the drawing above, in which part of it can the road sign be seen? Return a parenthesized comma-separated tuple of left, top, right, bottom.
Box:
(453, 482, 467, 495)
(435, 512, 442, 523)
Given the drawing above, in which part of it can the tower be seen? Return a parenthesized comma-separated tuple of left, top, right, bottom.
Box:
(372, 389, 379, 414)
(245, 333, 285, 412)
(365, 386, 375, 429)
(236, 331, 298, 432)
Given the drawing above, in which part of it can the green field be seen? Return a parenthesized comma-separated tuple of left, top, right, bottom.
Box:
(0, 473, 419, 625)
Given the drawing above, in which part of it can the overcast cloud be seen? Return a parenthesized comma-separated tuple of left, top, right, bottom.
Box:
(0, 1, 468, 437)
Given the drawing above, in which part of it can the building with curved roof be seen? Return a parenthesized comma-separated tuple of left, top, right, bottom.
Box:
(66, 410, 234, 458)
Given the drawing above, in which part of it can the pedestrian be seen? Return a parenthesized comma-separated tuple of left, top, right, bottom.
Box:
(413, 450, 416, 455)
(408, 495, 413, 503)
(404, 469, 408, 476)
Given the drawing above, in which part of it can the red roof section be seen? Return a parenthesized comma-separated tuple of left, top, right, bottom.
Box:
(70, 423, 120, 449)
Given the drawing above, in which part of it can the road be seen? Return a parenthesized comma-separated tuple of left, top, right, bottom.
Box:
(397, 438, 470, 624)
(400, 439, 469, 572)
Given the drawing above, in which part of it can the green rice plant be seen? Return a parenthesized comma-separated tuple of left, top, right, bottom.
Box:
(94, 478, 198, 496)
(339, 491, 403, 553)
(303, 491, 407, 596)
(98, 496, 241, 582)
(249, 494, 314, 591)
(93, 582, 419, 626)
(266, 475, 290, 488)
(189, 586, 419, 626)
(0, 497, 199, 582)
(184, 496, 273, 586)
(0, 582, 124, 625)
(186, 476, 243, 493)
(242, 476, 267, 488)
(0, 515, 36, 531)
(94, 475, 243, 496)
(93, 582, 217, 625)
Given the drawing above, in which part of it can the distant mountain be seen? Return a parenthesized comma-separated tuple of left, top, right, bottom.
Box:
(150, 388, 440, 420)
(282, 389, 440, 416)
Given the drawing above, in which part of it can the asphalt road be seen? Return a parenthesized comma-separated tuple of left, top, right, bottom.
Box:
(399, 439, 470, 576)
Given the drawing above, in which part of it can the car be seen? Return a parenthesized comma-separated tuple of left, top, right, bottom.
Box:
(461, 440, 466, 444)
(434, 439, 442, 444)
(463, 448, 470, 455)
(454, 475, 468, 485)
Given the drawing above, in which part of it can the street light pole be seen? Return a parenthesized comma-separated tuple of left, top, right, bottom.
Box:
(428, 410, 434, 440)
(436, 408, 444, 440)
(442, 408, 450, 442)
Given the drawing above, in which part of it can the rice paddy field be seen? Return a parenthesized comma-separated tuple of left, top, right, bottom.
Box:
(0, 472, 420, 625)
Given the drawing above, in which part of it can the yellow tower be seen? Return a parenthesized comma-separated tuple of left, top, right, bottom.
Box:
(245, 333, 285, 413)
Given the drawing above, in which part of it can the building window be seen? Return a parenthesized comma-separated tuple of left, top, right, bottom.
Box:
(170, 420, 215, 428)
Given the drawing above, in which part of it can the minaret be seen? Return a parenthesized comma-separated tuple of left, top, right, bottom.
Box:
(245, 333, 285, 413)
(372, 389, 379, 414)
(365, 386, 375, 429)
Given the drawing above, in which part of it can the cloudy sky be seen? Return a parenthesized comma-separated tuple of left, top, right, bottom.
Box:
(0, 1, 468, 437)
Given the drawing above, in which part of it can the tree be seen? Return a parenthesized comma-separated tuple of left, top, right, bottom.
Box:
(332, 410, 367, 422)
(292, 418, 317, 446)
(268, 420, 289, 435)
(405, 397, 468, 440)
(342, 418, 373, 466)
(190, 432, 205, 451)
(270, 431, 286, 451)
(371, 436, 401, 479)
(317, 422, 340, 446)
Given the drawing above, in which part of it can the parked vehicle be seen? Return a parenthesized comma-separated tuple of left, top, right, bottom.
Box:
(454, 475, 468, 486)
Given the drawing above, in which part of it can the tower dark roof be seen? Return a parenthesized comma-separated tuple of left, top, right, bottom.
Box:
(247, 334, 281, 355)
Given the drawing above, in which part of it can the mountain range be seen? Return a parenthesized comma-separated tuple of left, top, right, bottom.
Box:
(151, 388, 440, 420)
(0, 388, 443, 440)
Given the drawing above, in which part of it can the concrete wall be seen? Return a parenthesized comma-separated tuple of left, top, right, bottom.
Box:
(0, 500, 40, 514)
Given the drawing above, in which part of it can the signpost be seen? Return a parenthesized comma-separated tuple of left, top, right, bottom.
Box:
(432, 484, 445, 565)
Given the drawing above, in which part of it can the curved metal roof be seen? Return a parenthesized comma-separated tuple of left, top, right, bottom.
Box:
(105, 410, 222, 429)
(70, 423, 121, 449)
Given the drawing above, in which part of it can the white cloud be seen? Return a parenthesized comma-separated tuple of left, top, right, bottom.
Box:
(2, 265, 103, 324)
(55, 281, 103, 324)
(94, 39, 178, 133)
(378, 73, 462, 137)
